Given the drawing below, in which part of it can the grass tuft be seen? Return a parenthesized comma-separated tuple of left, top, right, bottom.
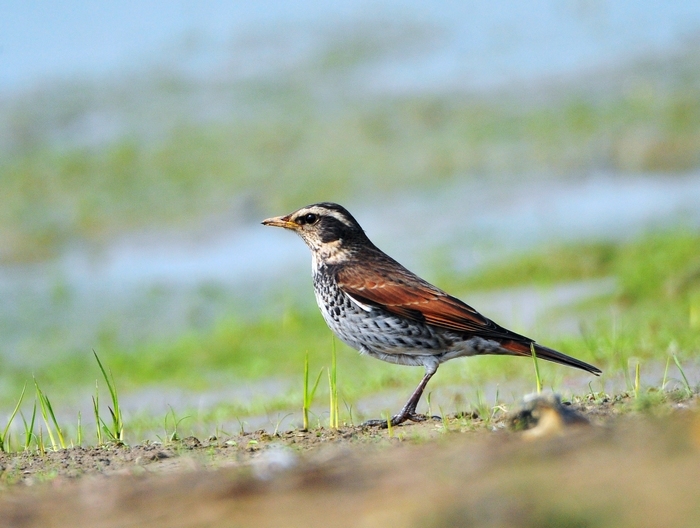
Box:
(34, 379, 66, 450)
(162, 406, 191, 443)
(20, 399, 37, 451)
(302, 351, 324, 431)
(93, 351, 124, 444)
(671, 352, 694, 398)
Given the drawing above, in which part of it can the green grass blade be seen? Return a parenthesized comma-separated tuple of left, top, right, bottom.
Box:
(343, 401, 355, 427)
(93, 351, 124, 442)
(92, 384, 103, 445)
(20, 399, 37, 451)
(329, 339, 339, 429)
(77, 411, 82, 446)
(34, 386, 54, 450)
(302, 352, 325, 430)
(661, 355, 671, 391)
(310, 368, 324, 402)
(1, 383, 26, 453)
(672, 353, 693, 397)
(35, 379, 62, 450)
(37, 425, 45, 456)
(530, 343, 542, 394)
(303, 351, 310, 430)
(45, 394, 65, 449)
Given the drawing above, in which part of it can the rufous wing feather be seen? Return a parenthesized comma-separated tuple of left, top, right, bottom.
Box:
(336, 261, 514, 336)
(335, 261, 601, 376)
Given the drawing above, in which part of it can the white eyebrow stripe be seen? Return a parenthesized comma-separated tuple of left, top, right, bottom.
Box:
(294, 207, 354, 228)
(324, 210, 353, 227)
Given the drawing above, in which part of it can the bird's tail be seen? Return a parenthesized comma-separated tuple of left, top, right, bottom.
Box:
(500, 339, 602, 376)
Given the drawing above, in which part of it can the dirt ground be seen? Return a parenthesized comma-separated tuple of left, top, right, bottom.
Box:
(1, 393, 699, 528)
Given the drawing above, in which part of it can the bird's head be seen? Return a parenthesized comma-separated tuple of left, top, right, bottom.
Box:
(262, 202, 368, 264)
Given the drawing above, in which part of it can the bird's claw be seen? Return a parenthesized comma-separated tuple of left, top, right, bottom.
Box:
(361, 413, 441, 429)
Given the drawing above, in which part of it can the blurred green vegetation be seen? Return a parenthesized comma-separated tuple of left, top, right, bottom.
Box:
(1, 36, 700, 436)
(449, 232, 700, 300)
(2, 43, 700, 262)
(3, 231, 697, 421)
(449, 232, 700, 374)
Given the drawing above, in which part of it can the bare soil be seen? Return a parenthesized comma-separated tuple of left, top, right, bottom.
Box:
(1, 393, 699, 528)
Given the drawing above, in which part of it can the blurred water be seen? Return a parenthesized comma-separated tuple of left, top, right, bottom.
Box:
(35, 172, 700, 290)
(1, 172, 699, 361)
(363, 172, 700, 271)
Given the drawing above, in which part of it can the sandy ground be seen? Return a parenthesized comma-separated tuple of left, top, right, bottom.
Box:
(1, 393, 699, 527)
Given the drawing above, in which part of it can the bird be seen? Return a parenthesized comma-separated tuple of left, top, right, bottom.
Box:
(262, 202, 601, 427)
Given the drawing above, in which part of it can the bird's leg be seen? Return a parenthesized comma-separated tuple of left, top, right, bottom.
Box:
(363, 364, 439, 428)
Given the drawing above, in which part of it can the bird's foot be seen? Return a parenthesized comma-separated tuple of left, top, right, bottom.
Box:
(361, 413, 441, 429)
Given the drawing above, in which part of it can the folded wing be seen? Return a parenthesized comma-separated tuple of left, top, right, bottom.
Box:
(336, 260, 601, 375)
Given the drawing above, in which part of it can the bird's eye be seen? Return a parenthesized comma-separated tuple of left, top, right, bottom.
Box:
(300, 213, 318, 225)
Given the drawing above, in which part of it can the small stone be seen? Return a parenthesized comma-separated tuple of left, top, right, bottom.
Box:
(508, 391, 589, 439)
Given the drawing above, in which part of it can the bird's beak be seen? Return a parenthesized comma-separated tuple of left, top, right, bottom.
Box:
(261, 214, 297, 230)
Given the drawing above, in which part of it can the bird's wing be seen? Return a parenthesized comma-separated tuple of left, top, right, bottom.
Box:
(336, 262, 509, 337)
(335, 259, 602, 375)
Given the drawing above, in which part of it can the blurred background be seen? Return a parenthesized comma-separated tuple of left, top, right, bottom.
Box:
(1, 1, 700, 437)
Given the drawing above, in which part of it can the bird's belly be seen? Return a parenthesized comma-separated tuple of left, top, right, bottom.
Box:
(314, 287, 452, 359)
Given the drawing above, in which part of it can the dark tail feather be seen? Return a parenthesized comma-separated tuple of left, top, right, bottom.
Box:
(501, 340, 602, 376)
